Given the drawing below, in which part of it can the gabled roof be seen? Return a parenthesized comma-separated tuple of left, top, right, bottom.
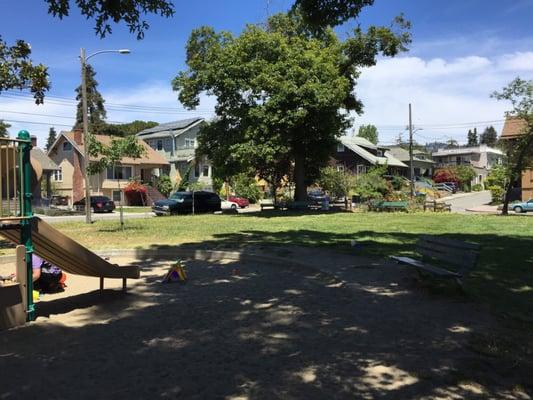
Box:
(50, 131, 168, 166)
(31, 147, 59, 171)
(339, 136, 407, 168)
(501, 117, 527, 139)
(137, 118, 204, 138)
(388, 146, 435, 164)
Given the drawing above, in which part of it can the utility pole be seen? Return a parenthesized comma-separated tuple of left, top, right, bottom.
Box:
(80, 48, 92, 224)
(408, 103, 415, 198)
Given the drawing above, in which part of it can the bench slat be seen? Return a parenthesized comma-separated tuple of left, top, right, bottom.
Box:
(391, 256, 461, 277)
(416, 242, 478, 268)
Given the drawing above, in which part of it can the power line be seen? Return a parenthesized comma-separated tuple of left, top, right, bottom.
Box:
(1, 119, 73, 127)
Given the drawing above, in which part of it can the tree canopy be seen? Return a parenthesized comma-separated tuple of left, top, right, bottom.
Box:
(0, 36, 50, 104)
(173, 11, 410, 200)
(74, 64, 107, 133)
(0, 120, 11, 138)
(480, 125, 498, 147)
(46, 127, 57, 150)
(357, 124, 379, 144)
(294, 0, 375, 30)
(492, 77, 533, 214)
(100, 120, 159, 136)
(467, 128, 478, 146)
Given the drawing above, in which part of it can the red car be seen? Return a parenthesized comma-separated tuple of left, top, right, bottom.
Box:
(228, 196, 249, 208)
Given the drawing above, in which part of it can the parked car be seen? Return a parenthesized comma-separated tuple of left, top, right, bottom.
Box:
(51, 195, 69, 206)
(228, 196, 249, 208)
(307, 190, 327, 205)
(152, 191, 221, 216)
(221, 199, 239, 211)
(511, 199, 533, 213)
(73, 196, 116, 213)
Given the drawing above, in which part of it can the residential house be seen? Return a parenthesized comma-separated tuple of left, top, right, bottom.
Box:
(432, 145, 504, 186)
(136, 118, 213, 190)
(333, 136, 408, 175)
(500, 117, 532, 201)
(47, 130, 168, 205)
(29, 136, 60, 205)
(388, 146, 435, 179)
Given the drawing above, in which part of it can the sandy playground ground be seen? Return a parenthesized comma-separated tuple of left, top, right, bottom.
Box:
(0, 247, 531, 400)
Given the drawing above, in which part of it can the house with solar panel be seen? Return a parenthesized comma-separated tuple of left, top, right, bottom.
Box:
(136, 118, 213, 190)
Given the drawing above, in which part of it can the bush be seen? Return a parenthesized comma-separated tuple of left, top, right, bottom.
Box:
(233, 174, 262, 203)
(433, 168, 459, 185)
(156, 175, 173, 198)
(472, 183, 484, 192)
(124, 180, 147, 206)
(354, 165, 389, 200)
(487, 185, 504, 204)
(485, 164, 507, 188)
(318, 166, 357, 199)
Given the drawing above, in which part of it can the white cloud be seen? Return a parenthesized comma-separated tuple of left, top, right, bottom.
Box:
(353, 52, 533, 144)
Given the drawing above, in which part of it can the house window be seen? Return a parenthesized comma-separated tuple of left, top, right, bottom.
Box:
(356, 165, 367, 175)
(157, 140, 163, 151)
(62, 141, 72, 151)
(376, 150, 384, 157)
(337, 143, 345, 152)
(112, 190, 122, 202)
(336, 165, 345, 172)
(203, 165, 209, 177)
(106, 166, 132, 180)
(185, 138, 196, 149)
(53, 168, 62, 182)
(194, 163, 200, 178)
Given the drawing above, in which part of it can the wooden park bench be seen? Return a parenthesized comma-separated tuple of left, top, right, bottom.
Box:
(391, 235, 480, 287)
(424, 200, 452, 212)
(369, 200, 408, 212)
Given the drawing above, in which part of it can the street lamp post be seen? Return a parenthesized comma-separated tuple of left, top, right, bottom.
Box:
(79, 48, 130, 224)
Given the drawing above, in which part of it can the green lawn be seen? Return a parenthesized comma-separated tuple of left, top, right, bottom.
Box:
(1, 210, 532, 321)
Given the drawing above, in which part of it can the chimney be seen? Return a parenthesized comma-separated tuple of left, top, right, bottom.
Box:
(73, 129, 83, 146)
(30, 135, 37, 147)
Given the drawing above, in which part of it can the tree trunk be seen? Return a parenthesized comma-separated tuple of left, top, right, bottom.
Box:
(293, 153, 307, 201)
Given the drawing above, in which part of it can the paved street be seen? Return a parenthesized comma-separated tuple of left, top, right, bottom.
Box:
(441, 190, 492, 213)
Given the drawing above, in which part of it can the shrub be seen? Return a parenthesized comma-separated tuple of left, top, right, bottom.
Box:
(433, 168, 458, 185)
(472, 183, 484, 192)
(354, 165, 389, 200)
(318, 166, 357, 200)
(124, 180, 147, 206)
(156, 175, 173, 198)
(485, 164, 507, 188)
(487, 185, 504, 204)
(233, 173, 262, 203)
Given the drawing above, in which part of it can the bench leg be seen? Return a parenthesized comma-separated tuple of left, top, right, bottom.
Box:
(122, 278, 127, 292)
(99, 277, 104, 293)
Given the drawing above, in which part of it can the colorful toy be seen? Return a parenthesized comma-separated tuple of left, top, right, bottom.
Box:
(162, 260, 187, 283)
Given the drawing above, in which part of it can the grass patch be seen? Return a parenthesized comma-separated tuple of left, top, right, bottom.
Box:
(1, 210, 532, 321)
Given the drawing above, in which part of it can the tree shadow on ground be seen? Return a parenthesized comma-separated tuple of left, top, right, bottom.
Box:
(1, 231, 532, 399)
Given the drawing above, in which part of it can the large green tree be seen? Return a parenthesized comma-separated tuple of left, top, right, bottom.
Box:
(357, 124, 379, 144)
(174, 11, 410, 200)
(0, 36, 50, 104)
(101, 120, 159, 136)
(0, 120, 11, 138)
(74, 64, 107, 133)
(46, 127, 57, 150)
(467, 128, 478, 146)
(492, 78, 533, 215)
(480, 125, 498, 147)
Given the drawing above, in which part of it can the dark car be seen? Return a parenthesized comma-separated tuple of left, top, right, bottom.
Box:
(51, 195, 69, 206)
(228, 196, 250, 208)
(307, 190, 327, 205)
(73, 196, 116, 213)
(152, 191, 222, 216)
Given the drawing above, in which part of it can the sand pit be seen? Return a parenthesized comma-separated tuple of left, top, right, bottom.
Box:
(0, 249, 531, 399)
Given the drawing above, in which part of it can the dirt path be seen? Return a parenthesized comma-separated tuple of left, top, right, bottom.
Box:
(0, 249, 531, 399)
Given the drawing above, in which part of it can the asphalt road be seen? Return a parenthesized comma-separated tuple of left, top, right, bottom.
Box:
(442, 191, 492, 213)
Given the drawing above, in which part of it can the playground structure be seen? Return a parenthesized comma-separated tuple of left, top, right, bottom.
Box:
(0, 131, 139, 330)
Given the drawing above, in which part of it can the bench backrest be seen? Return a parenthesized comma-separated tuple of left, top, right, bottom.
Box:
(417, 235, 480, 274)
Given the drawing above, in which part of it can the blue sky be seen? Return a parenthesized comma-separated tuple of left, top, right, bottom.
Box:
(1, 0, 532, 145)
